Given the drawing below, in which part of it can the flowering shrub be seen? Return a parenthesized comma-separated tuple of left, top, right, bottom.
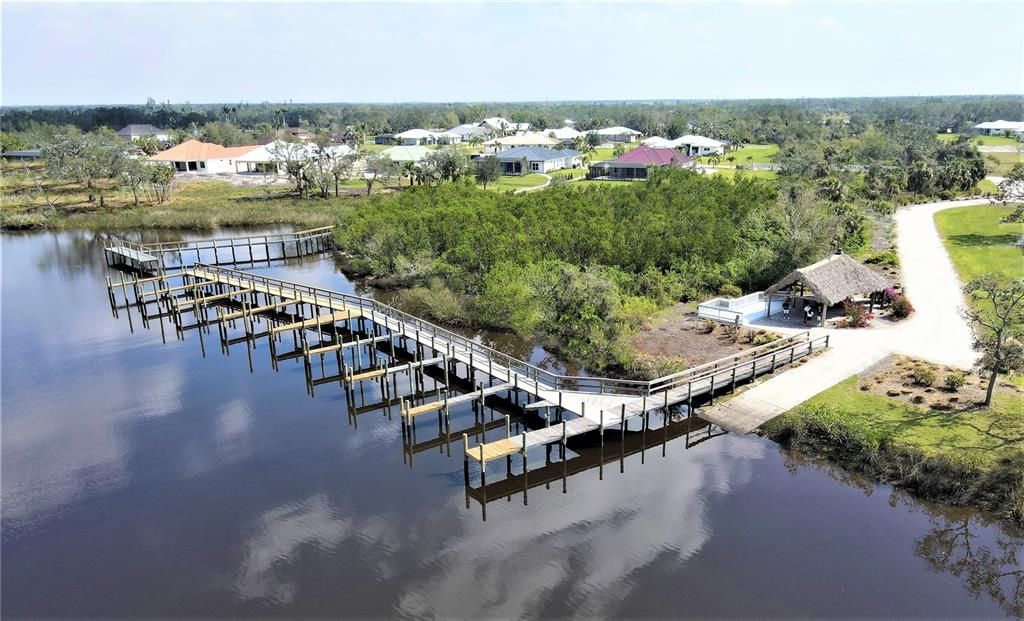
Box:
(882, 287, 914, 319)
(889, 295, 914, 319)
(842, 299, 874, 328)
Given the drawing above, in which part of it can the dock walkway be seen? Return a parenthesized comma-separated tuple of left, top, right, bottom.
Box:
(108, 263, 829, 468)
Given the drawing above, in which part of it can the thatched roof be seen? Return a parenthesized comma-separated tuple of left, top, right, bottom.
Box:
(765, 253, 890, 306)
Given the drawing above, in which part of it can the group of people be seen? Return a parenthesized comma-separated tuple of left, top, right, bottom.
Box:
(781, 299, 823, 325)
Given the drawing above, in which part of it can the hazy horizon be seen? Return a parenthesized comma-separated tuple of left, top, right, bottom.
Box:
(3, 2, 1023, 107)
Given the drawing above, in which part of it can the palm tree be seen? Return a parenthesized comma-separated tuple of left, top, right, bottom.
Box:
(401, 161, 417, 187)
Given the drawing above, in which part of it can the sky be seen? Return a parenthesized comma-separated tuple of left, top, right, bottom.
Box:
(2, 1, 1023, 106)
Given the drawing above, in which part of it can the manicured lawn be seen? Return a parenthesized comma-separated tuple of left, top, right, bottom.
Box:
(984, 151, 1024, 175)
(703, 143, 779, 166)
(934, 204, 1024, 282)
(935, 134, 1020, 147)
(975, 135, 1022, 147)
(549, 167, 588, 181)
(790, 375, 1024, 468)
(588, 143, 639, 162)
(480, 173, 548, 192)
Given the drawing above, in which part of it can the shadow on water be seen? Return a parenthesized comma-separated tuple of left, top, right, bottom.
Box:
(3, 228, 1024, 619)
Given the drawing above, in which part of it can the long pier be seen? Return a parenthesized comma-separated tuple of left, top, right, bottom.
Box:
(104, 226, 335, 271)
(107, 262, 828, 458)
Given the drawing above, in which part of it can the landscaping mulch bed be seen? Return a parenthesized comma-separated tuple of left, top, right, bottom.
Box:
(631, 303, 781, 368)
(859, 354, 1022, 412)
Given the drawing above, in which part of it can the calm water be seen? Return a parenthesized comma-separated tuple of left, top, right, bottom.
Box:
(2, 230, 1022, 619)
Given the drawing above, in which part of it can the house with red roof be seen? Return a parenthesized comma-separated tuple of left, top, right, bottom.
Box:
(587, 145, 693, 180)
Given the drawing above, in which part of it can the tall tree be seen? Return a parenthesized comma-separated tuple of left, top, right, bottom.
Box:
(963, 275, 1024, 406)
(474, 156, 501, 190)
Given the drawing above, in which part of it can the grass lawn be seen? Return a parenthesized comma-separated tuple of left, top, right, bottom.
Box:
(787, 374, 1024, 468)
(984, 151, 1024, 176)
(934, 204, 1024, 282)
(700, 143, 779, 166)
(935, 134, 1021, 147)
(588, 143, 639, 162)
(975, 135, 1023, 147)
(549, 167, 588, 182)
(480, 173, 548, 192)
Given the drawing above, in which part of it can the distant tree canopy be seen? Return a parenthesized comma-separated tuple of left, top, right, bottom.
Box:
(3, 95, 1019, 146)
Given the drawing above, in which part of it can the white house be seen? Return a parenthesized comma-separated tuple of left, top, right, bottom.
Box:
(150, 139, 256, 174)
(642, 136, 674, 148)
(588, 126, 643, 143)
(494, 146, 581, 175)
(448, 123, 492, 141)
(481, 117, 530, 134)
(394, 129, 438, 145)
(669, 134, 726, 157)
(435, 131, 463, 145)
(973, 120, 1024, 136)
(117, 124, 170, 142)
(379, 145, 431, 163)
(232, 141, 355, 173)
(482, 133, 560, 153)
(544, 126, 582, 144)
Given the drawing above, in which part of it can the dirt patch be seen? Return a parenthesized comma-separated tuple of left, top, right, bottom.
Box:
(859, 354, 1022, 411)
(630, 303, 782, 368)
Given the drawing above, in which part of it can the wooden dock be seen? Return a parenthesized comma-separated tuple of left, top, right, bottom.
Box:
(104, 226, 335, 271)
(106, 262, 830, 497)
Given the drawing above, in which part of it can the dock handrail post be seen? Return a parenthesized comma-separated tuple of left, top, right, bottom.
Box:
(505, 415, 511, 438)
(599, 410, 605, 446)
(621, 403, 627, 431)
(561, 419, 567, 447)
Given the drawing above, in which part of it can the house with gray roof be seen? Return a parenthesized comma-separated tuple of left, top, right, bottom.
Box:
(117, 124, 170, 142)
(495, 146, 581, 175)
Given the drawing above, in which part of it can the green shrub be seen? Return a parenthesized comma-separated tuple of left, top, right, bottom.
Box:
(869, 200, 896, 216)
(718, 283, 743, 298)
(864, 250, 899, 266)
(402, 279, 468, 325)
(751, 330, 780, 346)
(944, 373, 966, 392)
(913, 366, 936, 387)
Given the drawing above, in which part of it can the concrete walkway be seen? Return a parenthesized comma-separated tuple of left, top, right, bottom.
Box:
(701, 198, 986, 433)
(513, 173, 552, 194)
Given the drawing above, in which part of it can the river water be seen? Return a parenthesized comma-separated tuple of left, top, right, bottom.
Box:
(2, 229, 1022, 619)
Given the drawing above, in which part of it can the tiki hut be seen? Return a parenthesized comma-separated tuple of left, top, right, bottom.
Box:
(765, 253, 890, 326)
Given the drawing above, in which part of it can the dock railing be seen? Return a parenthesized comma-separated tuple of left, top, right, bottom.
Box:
(185, 264, 830, 400)
(137, 226, 334, 254)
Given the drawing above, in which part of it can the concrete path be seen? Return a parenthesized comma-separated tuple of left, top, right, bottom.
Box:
(701, 198, 986, 433)
(513, 173, 552, 194)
